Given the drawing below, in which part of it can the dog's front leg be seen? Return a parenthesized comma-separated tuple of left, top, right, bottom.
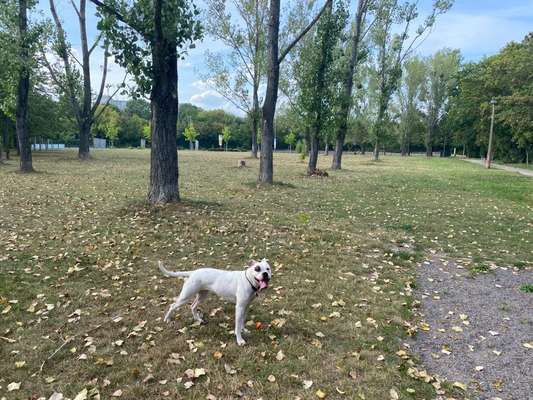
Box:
(234, 302, 247, 346)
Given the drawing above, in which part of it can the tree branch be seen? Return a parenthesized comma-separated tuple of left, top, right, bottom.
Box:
(88, 0, 144, 36)
(91, 44, 109, 116)
(278, 0, 332, 64)
(88, 32, 102, 55)
(92, 73, 128, 123)
(69, 0, 81, 18)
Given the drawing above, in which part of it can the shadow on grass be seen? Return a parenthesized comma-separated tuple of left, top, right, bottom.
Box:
(243, 180, 297, 189)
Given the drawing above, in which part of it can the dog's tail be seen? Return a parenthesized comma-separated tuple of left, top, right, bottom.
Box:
(158, 261, 192, 278)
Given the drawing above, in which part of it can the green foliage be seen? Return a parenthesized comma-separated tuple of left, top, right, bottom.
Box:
(95, 0, 203, 96)
(295, 139, 306, 160)
(294, 0, 348, 142)
(222, 125, 231, 143)
(93, 106, 120, 140)
(184, 121, 199, 144)
(520, 283, 533, 294)
(447, 33, 533, 162)
(284, 131, 296, 148)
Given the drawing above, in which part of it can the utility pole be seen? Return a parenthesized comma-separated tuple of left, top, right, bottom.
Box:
(485, 98, 496, 169)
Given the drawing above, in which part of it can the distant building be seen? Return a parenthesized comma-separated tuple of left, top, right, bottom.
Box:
(100, 96, 128, 111)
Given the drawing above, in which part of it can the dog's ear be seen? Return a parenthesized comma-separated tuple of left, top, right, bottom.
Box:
(247, 259, 258, 267)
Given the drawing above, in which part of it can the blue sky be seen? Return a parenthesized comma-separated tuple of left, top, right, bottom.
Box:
(36, 0, 533, 115)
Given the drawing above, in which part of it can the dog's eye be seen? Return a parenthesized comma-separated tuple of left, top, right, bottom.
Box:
(254, 266, 260, 272)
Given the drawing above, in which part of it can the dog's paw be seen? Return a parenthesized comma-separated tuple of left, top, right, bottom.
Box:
(236, 338, 246, 346)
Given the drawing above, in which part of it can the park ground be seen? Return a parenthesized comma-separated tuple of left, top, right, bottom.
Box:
(1, 150, 532, 400)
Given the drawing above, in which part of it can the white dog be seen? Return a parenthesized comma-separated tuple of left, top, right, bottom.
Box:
(158, 258, 272, 345)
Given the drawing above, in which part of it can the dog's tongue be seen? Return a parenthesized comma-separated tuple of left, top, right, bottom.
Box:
(259, 280, 268, 290)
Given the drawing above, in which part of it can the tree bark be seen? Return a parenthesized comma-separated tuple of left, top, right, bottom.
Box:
(16, 0, 33, 172)
(259, 0, 331, 183)
(307, 132, 319, 174)
(250, 107, 258, 158)
(331, 0, 366, 170)
(147, 0, 179, 204)
(425, 123, 433, 157)
(258, 0, 280, 185)
(372, 140, 379, 161)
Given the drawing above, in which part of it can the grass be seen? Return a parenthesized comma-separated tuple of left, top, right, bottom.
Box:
(1, 150, 532, 400)
(519, 284, 533, 293)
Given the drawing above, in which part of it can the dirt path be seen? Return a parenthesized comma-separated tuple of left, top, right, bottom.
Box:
(463, 158, 533, 178)
(412, 256, 533, 400)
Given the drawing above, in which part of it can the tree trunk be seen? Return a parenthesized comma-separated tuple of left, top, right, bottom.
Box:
(250, 109, 258, 158)
(258, 0, 280, 185)
(16, 0, 33, 172)
(147, 0, 179, 204)
(78, 120, 91, 159)
(400, 130, 407, 156)
(425, 123, 433, 157)
(372, 140, 379, 161)
(4, 127, 10, 160)
(324, 142, 328, 155)
(307, 132, 319, 174)
(332, 0, 366, 170)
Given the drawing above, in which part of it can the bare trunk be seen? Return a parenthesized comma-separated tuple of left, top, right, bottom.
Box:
(251, 109, 258, 158)
(16, 0, 33, 172)
(79, 121, 91, 159)
(372, 140, 379, 161)
(307, 132, 319, 174)
(332, 0, 366, 170)
(425, 122, 433, 157)
(259, 0, 280, 185)
(324, 142, 328, 155)
(147, 0, 179, 204)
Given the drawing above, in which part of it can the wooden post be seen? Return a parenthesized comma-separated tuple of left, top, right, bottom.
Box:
(485, 98, 496, 169)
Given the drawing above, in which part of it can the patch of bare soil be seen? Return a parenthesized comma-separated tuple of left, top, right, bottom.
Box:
(412, 255, 533, 400)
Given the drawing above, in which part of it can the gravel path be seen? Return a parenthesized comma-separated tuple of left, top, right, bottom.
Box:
(463, 158, 533, 178)
(412, 256, 533, 400)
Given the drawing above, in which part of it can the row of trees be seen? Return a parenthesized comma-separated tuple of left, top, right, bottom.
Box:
(2, 0, 531, 204)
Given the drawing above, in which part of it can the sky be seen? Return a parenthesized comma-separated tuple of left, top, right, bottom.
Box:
(36, 0, 533, 116)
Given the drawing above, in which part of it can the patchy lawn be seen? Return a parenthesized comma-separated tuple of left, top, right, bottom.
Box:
(1, 150, 531, 400)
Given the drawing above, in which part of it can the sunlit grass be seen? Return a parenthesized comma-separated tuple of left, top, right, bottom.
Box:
(1, 150, 531, 399)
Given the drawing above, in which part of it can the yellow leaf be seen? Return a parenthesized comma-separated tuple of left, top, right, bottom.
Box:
(453, 381, 467, 391)
(316, 389, 327, 398)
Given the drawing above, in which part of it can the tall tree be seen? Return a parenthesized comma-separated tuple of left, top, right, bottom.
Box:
(295, 0, 347, 174)
(331, 0, 371, 170)
(204, 0, 267, 158)
(421, 48, 460, 156)
(43, 0, 123, 160)
(89, 0, 202, 204)
(397, 56, 425, 156)
(259, 0, 332, 184)
(16, 0, 32, 171)
(370, 0, 452, 161)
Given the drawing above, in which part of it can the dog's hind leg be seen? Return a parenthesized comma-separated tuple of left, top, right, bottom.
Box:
(191, 290, 208, 323)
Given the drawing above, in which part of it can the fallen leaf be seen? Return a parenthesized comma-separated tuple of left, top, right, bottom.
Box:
(453, 381, 467, 391)
(267, 375, 276, 383)
(276, 350, 285, 361)
(111, 390, 122, 397)
(303, 380, 313, 389)
(316, 389, 326, 398)
(73, 388, 88, 400)
(390, 388, 399, 400)
(7, 382, 21, 391)
(49, 392, 64, 400)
